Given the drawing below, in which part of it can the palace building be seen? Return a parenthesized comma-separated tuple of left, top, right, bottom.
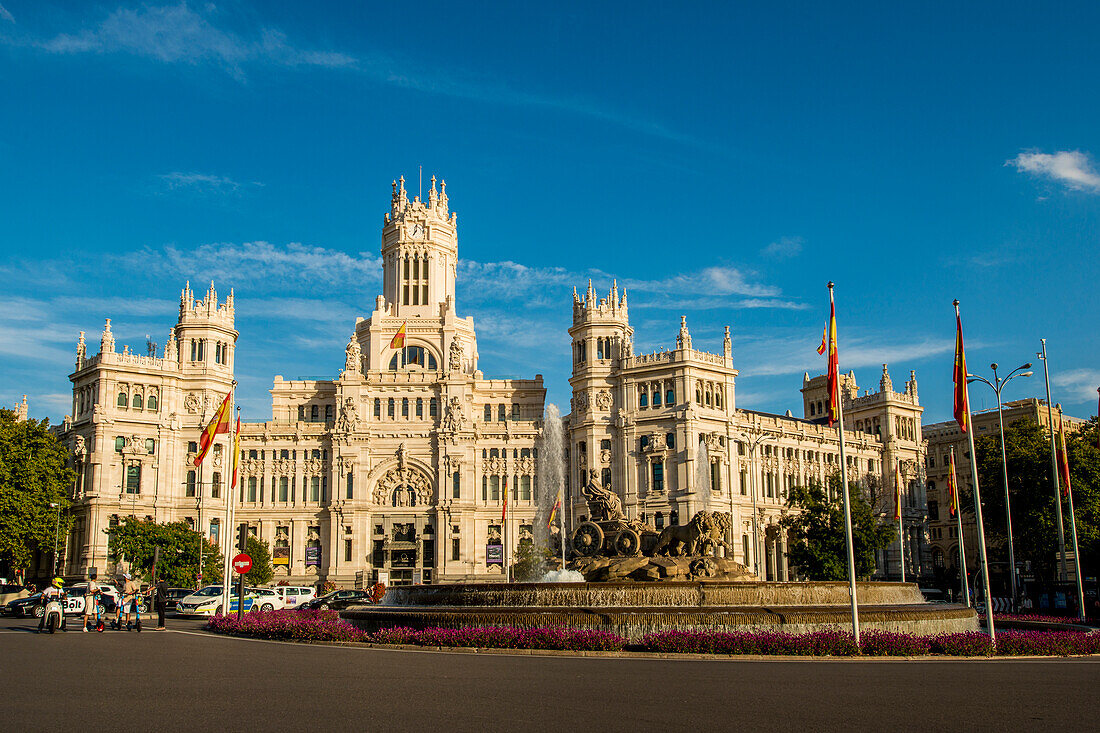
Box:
(60, 176, 546, 586)
(57, 174, 946, 587)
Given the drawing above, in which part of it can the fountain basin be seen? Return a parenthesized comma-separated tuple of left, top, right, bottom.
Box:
(342, 581, 978, 640)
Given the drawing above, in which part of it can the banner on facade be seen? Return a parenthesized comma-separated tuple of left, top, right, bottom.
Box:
(273, 546, 290, 566)
(305, 545, 322, 567)
(486, 544, 503, 566)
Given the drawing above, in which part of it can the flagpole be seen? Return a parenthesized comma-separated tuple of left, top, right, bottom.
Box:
(955, 300, 995, 643)
(220, 381, 237, 616)
(828, 283, 860, 645)
(1038, 340, 1067, 581)
(897, 465, 905, 583)
(1060, 416, 1086, 621)
(951, 447, 970, 607)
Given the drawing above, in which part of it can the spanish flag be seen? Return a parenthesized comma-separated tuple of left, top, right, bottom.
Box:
(947, 452, 959, 517)
(501, 476, 509, 522)
(389, 322, 407, 350)
(818, 289, 839, 426)
(953, 311, 969, 432)
(230, 415, 241, 491)
(893, 463, 903, 521)
(195, 389, 232, 466)
(547, 489, 563, 528)
(1056, 416, 1072, 498)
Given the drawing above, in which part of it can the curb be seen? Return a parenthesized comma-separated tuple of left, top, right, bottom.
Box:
(201, 629, 1100, 662)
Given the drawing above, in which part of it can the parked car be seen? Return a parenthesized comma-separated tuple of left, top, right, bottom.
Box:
(175, 586, 259, 616)
(69, 582, 124, 610)
(163, 588, 193, 607)
(268, 586, 316, 608)
(298, 589, 373, 611)
(6, 593, 44, 618)
(248, 587, 286, 612)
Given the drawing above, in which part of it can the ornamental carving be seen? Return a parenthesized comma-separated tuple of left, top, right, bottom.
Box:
(441, 396, 464, 434)
(373, 466, 433, 507)
(337, 397, 359, 433)
(572, 390, 589, 412)
(338, 457, 355, 475)
(274, 458, 293, 476)
(595, 390, 612, 411)
(449, 338, 463, 373)
(344, 335, 361, 375)
(243, 458, 263, 475)
(518, 456, 535, 475)
(184, 393, 200, 414)
(600, 449, 612, 465)
(305, 458, 324, 474)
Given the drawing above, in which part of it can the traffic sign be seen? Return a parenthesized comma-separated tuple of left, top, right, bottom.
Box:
(232, 553, 252, 575)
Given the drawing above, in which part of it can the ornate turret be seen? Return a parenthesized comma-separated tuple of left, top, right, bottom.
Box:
(880, 363, 892, 393)
(905, 370, 918, 399)
(100, 319, 115, 355)
(15, 395, 28, 422)
(676, 316, 692, 350)
(164, 328, 177, 362)
(723, 326, 732, 360)
(76, 331, 87, 369)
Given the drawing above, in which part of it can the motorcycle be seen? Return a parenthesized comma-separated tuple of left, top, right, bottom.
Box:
(41, 596, 65, 634)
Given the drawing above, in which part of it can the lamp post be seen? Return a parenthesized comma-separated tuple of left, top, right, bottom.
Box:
(50, 502, 61, 576)
(967, 361, 1032, 611)
(732, 417, 775, 577)
(1037, 341, 1067, 581)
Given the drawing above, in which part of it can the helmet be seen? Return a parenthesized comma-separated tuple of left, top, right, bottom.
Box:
(53, 577, 64, 588)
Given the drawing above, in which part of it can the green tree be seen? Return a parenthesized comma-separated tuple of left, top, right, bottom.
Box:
(511, 542, 555, 581)
(974, 418, 1099, 584)
(244, 535, 273, 586)
(108, 517, 222, 587)
(781, 473, 896, 580)
(0, 410, 75, 578)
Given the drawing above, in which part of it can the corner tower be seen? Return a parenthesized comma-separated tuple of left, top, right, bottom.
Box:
(381, 175, 458, 318)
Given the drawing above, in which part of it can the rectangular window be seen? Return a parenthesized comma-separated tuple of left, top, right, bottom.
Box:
(520, 475, 531, 501)
(310, 476, 320, 502)
(452, 471, 460, 499)
(430, 398, 438, 417)
(416, 398, 423, 417)
(498, 404, 507, 421)
(186, 470, 196, 498)
(511, 403, 520, 419)
(125, 464, 141, 494)
(482, 475, 488, 501)
(279, 477, 288, 502)
(490, 475, 500, 501)
(451, 537, 460, 561)
(211, 472, 221, 499)
(652, 461, 664, 491)
(666, 388, 675, 405)
(388, 398, 395, 418)
(346, 473, 354, 500)
(248, 477, 257, 503)
(325, 404, 334, 422)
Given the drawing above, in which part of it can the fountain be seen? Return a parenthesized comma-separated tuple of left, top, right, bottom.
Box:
(342, 405, 978, 640)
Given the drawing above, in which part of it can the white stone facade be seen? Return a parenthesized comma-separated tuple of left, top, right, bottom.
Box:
(564, 283, 928, 581)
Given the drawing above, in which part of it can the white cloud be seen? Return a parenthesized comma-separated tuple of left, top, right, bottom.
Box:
(1007, 150, 1100, 193)
(761, 236, 803, 259)
(1052, 368, 1100, 404)
(0, 4, 14, 23)
(37, 3, 354, 80)
(158, 171, 260, 195)
(735, 332, 954, 378)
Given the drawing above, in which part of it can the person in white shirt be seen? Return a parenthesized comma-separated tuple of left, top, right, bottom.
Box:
(38, 577, 66, 633)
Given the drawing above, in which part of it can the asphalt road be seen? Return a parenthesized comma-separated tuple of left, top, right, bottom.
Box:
(2, 616, 1097, 732)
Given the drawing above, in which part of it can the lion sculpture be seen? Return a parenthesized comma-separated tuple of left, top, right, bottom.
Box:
(651, 511, 733, 557)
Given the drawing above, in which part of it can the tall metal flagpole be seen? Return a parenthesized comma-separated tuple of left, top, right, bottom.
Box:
(1059, 415, 1086, 621)
(950, 448, 970, 606)
(895, 464, 905, 583)
(828, 283, 860, 644)
(1038, 340, 1067, 581)
(955, 301, 995, 643)
(220, 382, 237, 616)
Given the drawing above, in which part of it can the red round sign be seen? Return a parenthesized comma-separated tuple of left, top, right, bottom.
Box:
(232, 553, 252, 575)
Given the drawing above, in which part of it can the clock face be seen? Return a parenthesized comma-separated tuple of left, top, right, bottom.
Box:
(409, 223, 424, 239)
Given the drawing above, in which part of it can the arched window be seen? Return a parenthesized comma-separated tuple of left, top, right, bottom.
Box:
(147, 394, 158, 411)
(652, 388, 661, 407)
(715, 389, 722, 408)
(145, 438, 155, 454)
(666, 385, 675, 405)
(388, 346, 437, 370)
(695, 383, 703, 403)
(809, 402, 816, 416)
(132, 393, 143, 409)
(639, 391, 648, 408)
(704, 387, 712, 406)
(117, 392, 127, 408)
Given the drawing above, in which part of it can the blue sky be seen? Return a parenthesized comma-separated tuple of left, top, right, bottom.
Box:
(1, 1, 1097, 425)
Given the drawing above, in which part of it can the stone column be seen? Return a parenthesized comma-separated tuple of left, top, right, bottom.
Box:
(767, 528, 778, 581)
(779, 528, 789, 581)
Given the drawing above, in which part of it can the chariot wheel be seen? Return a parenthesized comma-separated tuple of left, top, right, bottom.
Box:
(613, 528, 641, 557)
(571, 522, 605, 557)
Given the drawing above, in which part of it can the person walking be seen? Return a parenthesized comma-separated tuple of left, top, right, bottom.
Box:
(153, 577, 168, 630)
(83, 587, 101, 632)
(114, 573, 141, 631)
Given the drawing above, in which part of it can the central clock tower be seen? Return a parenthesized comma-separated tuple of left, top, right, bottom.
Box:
(381, 175, 458, 317)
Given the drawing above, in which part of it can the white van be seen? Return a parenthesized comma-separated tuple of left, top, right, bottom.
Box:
(271, 586, 316, 608)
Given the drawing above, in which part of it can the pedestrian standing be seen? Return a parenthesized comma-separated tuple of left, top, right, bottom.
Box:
(154, 577, 168, 630)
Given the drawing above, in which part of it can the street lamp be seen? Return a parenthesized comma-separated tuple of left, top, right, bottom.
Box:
(732, 420, 776, 578)
(967, 361, 1032, 611)
(50, 502, 61, 576)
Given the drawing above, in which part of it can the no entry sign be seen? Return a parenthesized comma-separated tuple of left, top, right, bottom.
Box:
(232, 553, 252, 575)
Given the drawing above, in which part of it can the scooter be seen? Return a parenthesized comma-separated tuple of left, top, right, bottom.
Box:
(42, 596, 65, 634)
(86, 594, 106, 632)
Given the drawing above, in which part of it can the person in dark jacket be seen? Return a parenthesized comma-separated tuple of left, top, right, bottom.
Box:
(153, 578, 169, 630)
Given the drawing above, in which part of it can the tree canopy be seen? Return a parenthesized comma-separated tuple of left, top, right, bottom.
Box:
(0, 409, 75, 575)
(974, 418, 1098, 583)
(781, 473, 896, 580)
(244, 535, 273, 586)
(108, 517, 222, 587)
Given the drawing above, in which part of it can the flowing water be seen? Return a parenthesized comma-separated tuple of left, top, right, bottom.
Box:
(695, 438, 711, 493)
(535, 404, 565, 558)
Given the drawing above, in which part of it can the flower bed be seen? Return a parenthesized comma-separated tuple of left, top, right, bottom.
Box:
(206, 611, 624, 651)
(206, 612, 1100, 657)
(989, 613, 1096, 625)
